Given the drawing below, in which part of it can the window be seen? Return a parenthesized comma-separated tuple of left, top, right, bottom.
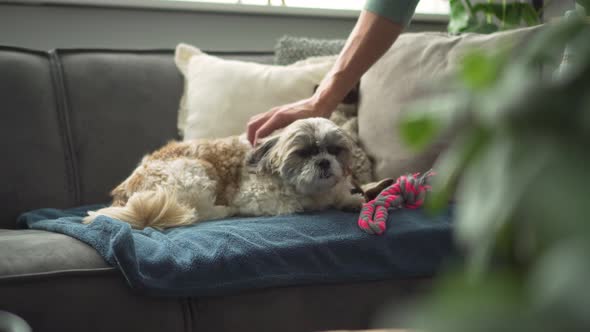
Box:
(21, 0, 449, 20)
(161, 0, 450, 15)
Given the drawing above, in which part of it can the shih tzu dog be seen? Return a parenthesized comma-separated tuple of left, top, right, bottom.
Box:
(84, 118, 365, 229)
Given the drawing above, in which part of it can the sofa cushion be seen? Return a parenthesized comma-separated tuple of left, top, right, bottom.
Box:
(0, 46, 76, 229)
(0, 265, 428, 332)
(191, 278, 431, 332)
(55, 49, 183, 206)
(1, 216, 433, 332)
(54, 49, 275, 207)
(0, 47, 275, 226)
(0, 269, 186, 332)
(0, 221, 432, 332)
(0, 229, 109, 279)
(0, 227, 185, 332)
(18, 205, 455, 297)
(358, 25, 545, 180)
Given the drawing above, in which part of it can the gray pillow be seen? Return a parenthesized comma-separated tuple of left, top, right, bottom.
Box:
(274, 35, 346, 65)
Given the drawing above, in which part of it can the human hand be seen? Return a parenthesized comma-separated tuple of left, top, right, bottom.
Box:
(246, 96, 333, 146)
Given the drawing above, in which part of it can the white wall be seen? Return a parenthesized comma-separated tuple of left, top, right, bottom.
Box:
(0, 3, 446, 51)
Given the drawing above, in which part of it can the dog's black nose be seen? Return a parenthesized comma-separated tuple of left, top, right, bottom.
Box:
(318, 159, 331, 170)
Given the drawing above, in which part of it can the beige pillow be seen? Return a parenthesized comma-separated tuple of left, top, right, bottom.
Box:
(174, 43, 336, 139)
(358, 25, 545, 180)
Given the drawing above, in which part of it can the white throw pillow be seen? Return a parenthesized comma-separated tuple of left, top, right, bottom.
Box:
(174, 43, 336, 140)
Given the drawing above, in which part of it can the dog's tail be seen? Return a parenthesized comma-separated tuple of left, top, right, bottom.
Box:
(83, 187, 195, 229)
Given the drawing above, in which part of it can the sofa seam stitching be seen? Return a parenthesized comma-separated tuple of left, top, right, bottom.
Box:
(181, 297, 195, 332)
(48, 50, 81, 205)
(0, 267, 118, 283)
(47, 50, 76, 206)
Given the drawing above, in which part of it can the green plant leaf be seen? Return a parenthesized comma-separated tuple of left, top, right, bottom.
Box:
(519, 17, 589, 66)
(516, 142, 590, 245)
(460, 51, 503, 89)
(399, 115, 440, 151)
(471, 3, 541, 29)
(410, 271, 527, 332)
(521, 3, 541, 26)
(466, 22, 500, 33)
(576, 0, 590, 12)
(398, 90, 469, 151)
(426, 126, 490, 212)
(503, 3, 526, 26)
(472, 3, 504, 19)
(395, 17, 590, 332)
(529, 238, 590, 327)
(448, 0, 475, 34)
(455, 132, 555, 276)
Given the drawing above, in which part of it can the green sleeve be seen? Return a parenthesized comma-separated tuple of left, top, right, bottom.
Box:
(364, 0, 420, 26)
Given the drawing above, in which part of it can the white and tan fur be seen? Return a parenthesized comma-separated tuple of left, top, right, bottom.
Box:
(84, 118, 365, 229)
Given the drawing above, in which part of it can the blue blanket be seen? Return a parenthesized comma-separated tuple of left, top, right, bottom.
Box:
(18, 205, 455, 297)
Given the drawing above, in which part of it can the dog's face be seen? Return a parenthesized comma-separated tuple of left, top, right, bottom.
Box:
(247, 118, 353, 195)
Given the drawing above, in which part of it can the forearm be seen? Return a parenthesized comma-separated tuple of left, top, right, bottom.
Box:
(312, 10, 404, 116)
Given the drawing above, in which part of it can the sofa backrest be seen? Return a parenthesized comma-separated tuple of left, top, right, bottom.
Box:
(0, 46, 273, 228)
(0, 47, 74, 229)
(57, 49, 183, 206)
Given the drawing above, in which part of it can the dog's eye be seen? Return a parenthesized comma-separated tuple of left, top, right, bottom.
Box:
(327, 146, 343, 155)
(296, 146, 318, 157)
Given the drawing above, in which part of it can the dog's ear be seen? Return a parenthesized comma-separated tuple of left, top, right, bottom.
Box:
(246, 136, 279, 174)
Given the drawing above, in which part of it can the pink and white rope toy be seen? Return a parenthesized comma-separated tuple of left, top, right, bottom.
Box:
(358, 170, 435, 235)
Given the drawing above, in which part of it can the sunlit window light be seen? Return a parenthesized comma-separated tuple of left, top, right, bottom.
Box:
(159, 0, 450, 15)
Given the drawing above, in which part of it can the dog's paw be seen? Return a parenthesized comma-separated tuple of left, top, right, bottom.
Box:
(338, 193, 365, 212)
(361, 178, 394, 201)
(82, 211, 97, 224)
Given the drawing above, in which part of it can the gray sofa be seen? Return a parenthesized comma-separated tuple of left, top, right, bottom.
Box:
(0, 46, 430, 332)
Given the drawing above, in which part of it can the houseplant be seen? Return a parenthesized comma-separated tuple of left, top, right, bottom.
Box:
(449, 0, 542, 34)
(397, 7, 590, 331)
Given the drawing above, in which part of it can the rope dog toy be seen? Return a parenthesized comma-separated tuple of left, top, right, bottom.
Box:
(358, 170, 435, 235)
